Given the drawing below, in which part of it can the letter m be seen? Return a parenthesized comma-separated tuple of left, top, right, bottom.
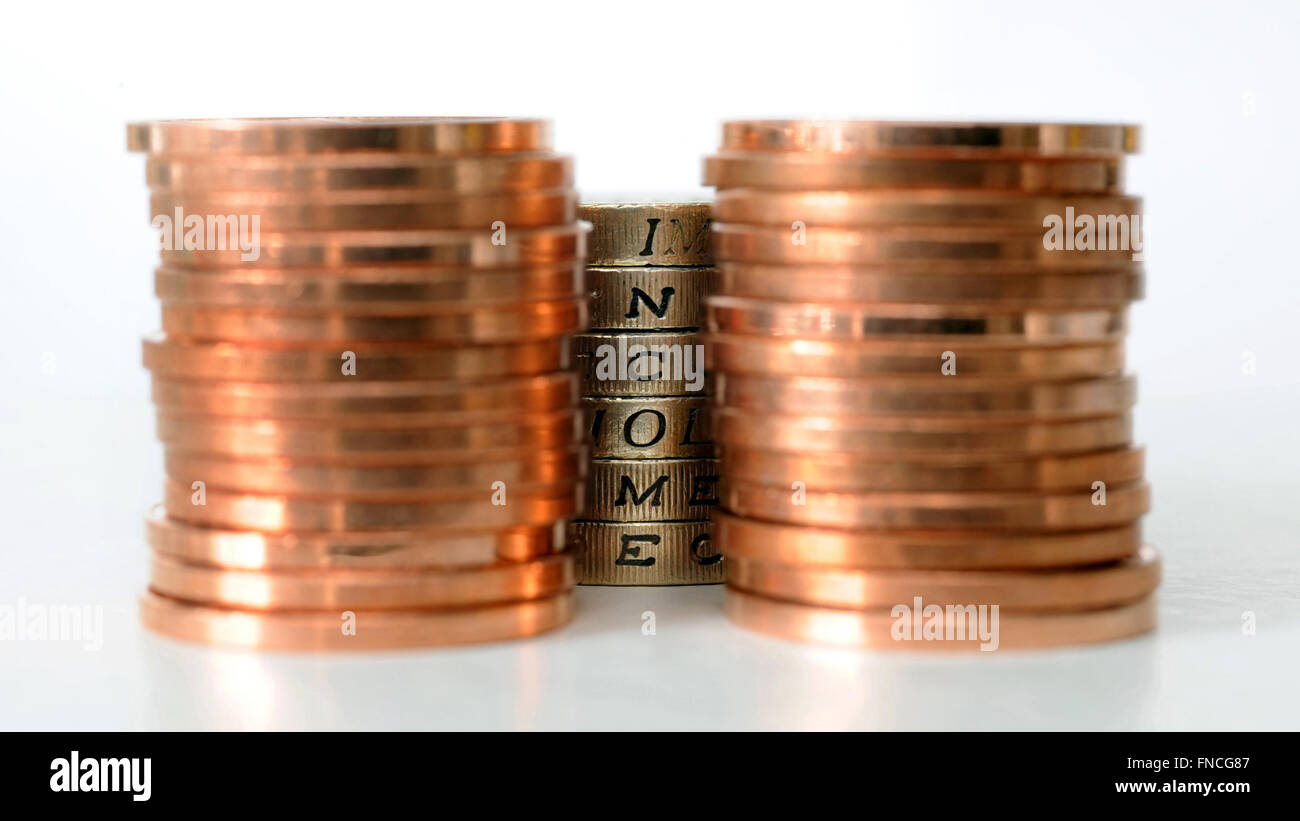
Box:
(615, 473, 669, 507)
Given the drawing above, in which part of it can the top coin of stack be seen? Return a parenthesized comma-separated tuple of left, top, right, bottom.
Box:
(128, 117, 586, 651)
(569, 200, 724, 584)
(703, 121, 1157, 650)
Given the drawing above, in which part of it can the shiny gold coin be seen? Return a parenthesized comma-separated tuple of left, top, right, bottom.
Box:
(705, 332, 1124, 378)
(714, 262, 1144, 306)
(146, 507, 560, 569)
(582, 458, 719, 521)
(164, 478, 578, 531)
(703, 152, 1124, 193)
(721, 479, 1150, 530)
(719, 120, 1140, 156)
(140, 590, 574, 651)
(160, 299, 584, 345)
(579, 201, 712, 266)
(570, 520, 722, 586)
(721, 445, 1144, 492)
(584, 396, 714, 459)
(146, 153, 572, 193)
(724, 587, 1156, 650)
(128, 117, 552, 155)
(712, 510, 1142, 569)
(586, 266, 715, 330)
(142, 334, 571, 381)
(574, 331, 708, 396)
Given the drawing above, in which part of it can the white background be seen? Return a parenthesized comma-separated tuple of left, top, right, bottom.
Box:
(1, 0, 1297, 730)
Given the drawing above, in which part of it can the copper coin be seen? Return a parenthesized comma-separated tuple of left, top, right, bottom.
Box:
(149, 373, 577, 422)
(715, 373, 1137, 418)
(146, 507, 559, 569)
(160, 299, 584, 345)
(705, 332, 1124, 378)
(158, 223, 587, 269)
(714, 263, 1144, 306)
(155, 411, 581, 462)
(714, 409, 1131, 455)
(154, 263, 585, 314)
(713, 189, 1142, 228)
(721, 445, 1144, 492)
(142, 334, 571, 381)
(707, 297, 1127, 345)
(149, 551, 574, 610)
(164, 478, 578, 531)
(146, 153, 572, 193)
(140, 590, 574, 651)
(712, 222, 1138, 270)
(703, 152, 1124, 193)
(718, 120, 1140, 156)
(724, 587, 1156, 650)
(127, 117, 552, 155)
(721, 479, 1150, 530)
(727, 545, 1160, 611)
(712, 510, 1142, 570)
(165, 447, 581, 500)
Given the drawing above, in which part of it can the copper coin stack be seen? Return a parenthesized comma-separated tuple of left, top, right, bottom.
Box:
(127, 118, 585, 651)
(703, 120, 1158, 649)
(569, 201, 724, 584)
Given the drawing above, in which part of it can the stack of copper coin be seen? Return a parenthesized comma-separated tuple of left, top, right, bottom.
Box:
(569, 201, 724, 584)
(128, 118, 584, 650)
(703, 121, 1158, 649)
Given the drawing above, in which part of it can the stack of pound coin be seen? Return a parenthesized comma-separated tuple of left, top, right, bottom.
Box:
(703, 121, 1158, 649)
(569, 201, 724, 584)
(128, 118, 585, 650)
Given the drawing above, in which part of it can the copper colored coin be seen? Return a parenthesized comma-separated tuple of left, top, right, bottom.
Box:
(718, 120, 1141, 156)
(713, 189, 1142, 227)
(155, 411, 580, 462)
(714, 263, 1144, 306)
(707, 297, 1126, 345)
(127, 117, 552, 155)
(703, 152, 1124, 193)
(154, 263, 585, 314)
(140, 590, 574, 651)
(715, 373, 1137, 418)
(149, 551, 574, 610)
(164, 478, 578, 531)
(146, 153, 573, 193)
(705, 332, 1124, 378)
(146, 507, 558, 569)
(714, 409, 1132, 455)
(149, 373, 577, 422)
(151, 188, 576, 230)
(142, 334, 571, 381)
(727, 545, 1160, 611)
(724, 587, 1156, 650)
(721, 479, 1150, 530)
(712, 511, 1142, 570)
(712, 223, 1138, 270)
(721, 445, 1144, 492)
(158, 223, 587, 269)
(165, 447, 581, 500)
(160, 299, 584, 345)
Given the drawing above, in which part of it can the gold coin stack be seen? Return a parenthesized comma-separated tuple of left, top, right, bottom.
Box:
(703, 121, 1158, 649)
(569, 201, 724, 584)
(127, 117, 585, 651)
